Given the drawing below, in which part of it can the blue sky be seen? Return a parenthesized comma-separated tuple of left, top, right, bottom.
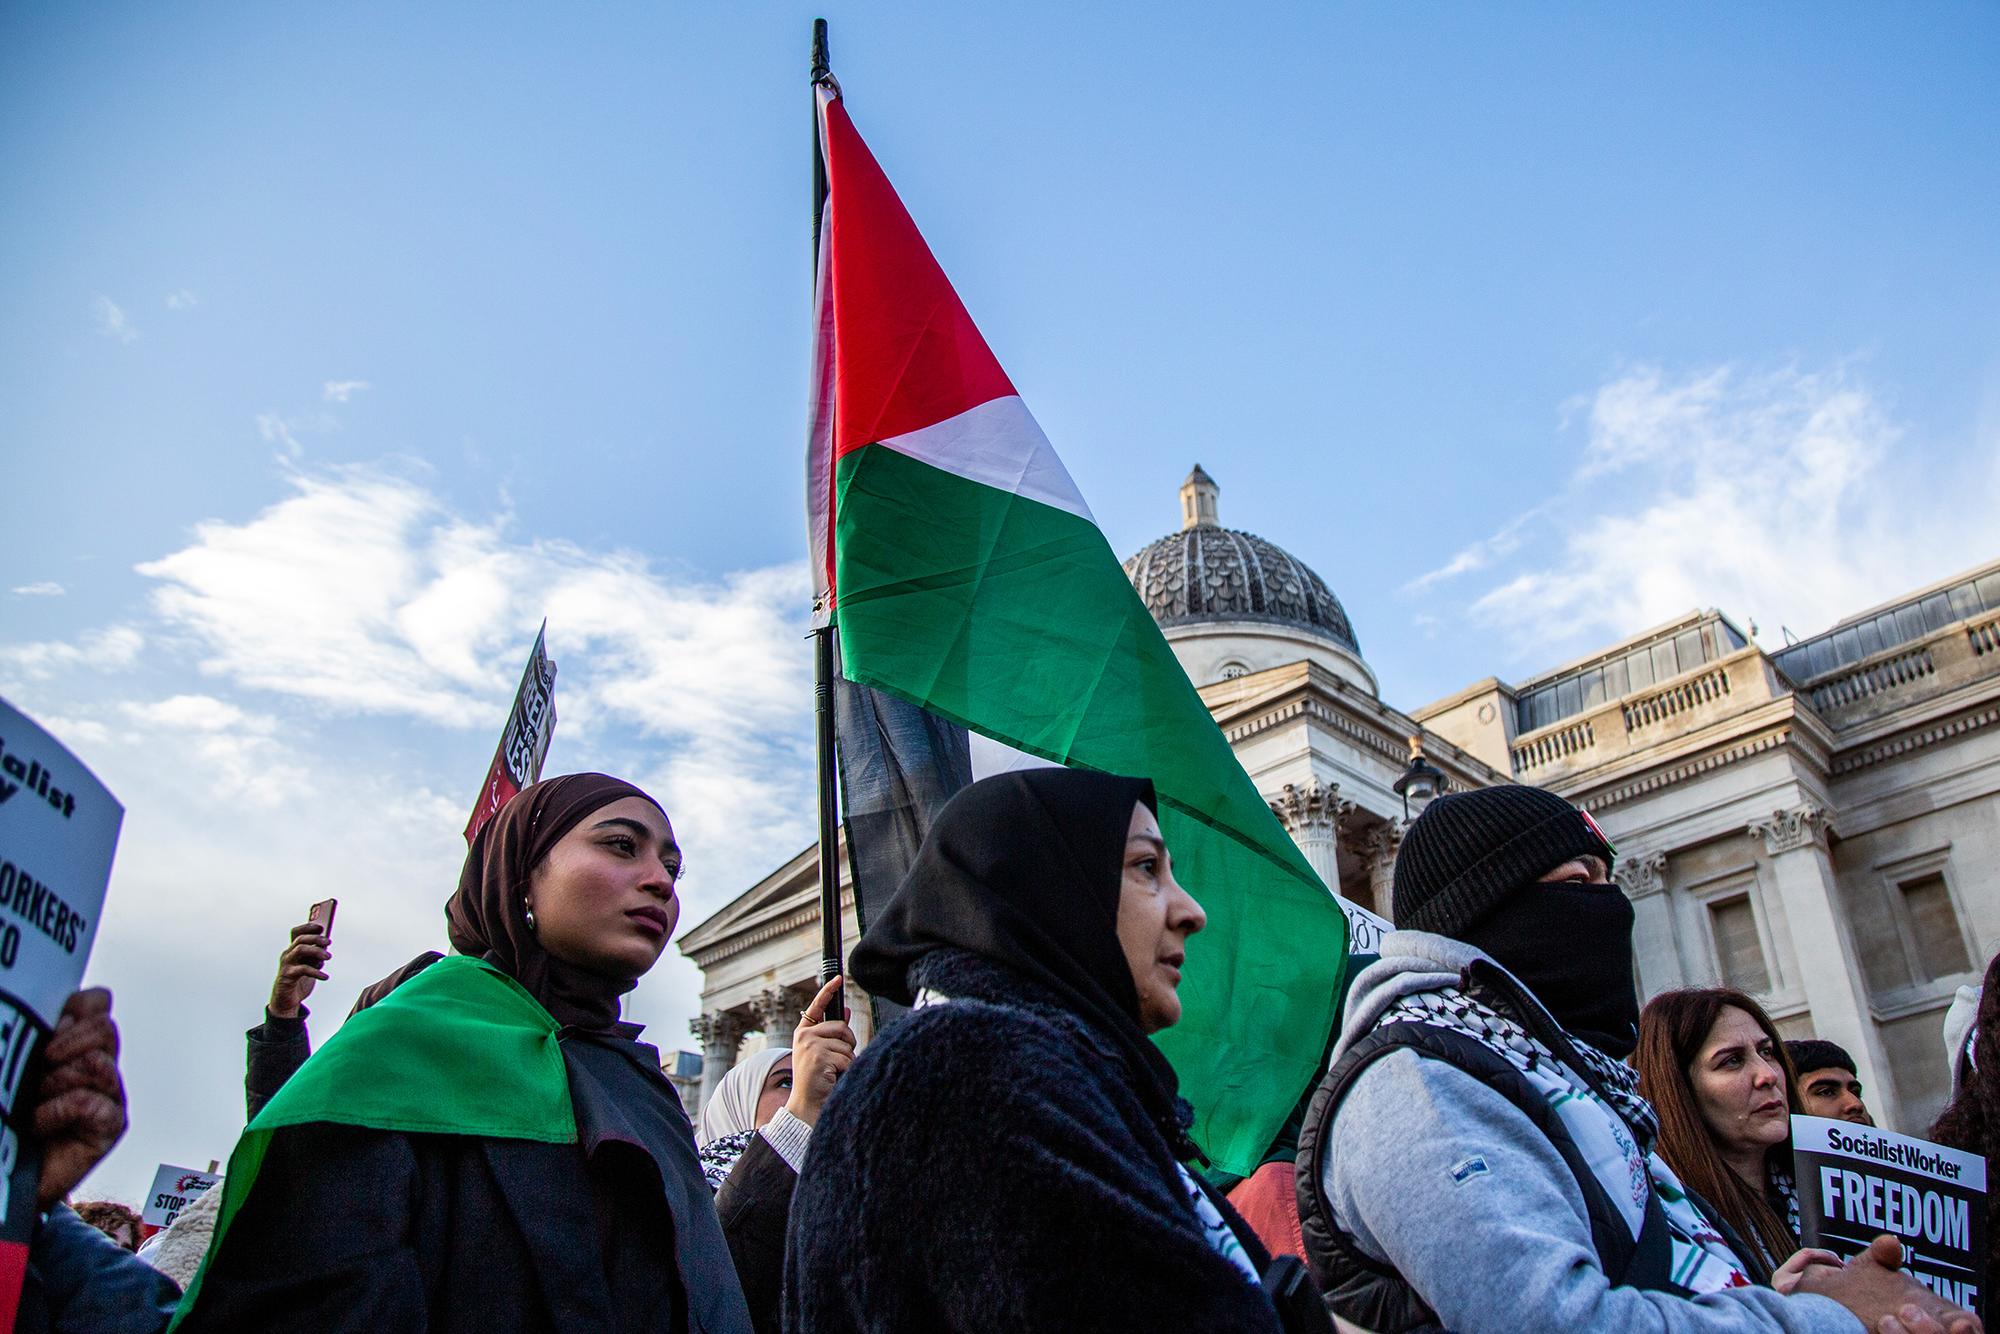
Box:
(3, 3, 1996, 1204)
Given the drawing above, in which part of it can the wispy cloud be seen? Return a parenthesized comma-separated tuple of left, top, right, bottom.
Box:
(0, 625, 144, 679)
(134, 466, 816, 894)
(116, 694, 312, 807)
(322, 379, 372, 404)
(1413, 362, 2000, 665)
(1406, 510, 1538, 593)
(165, 289, 199, 311)
(9, 582, 65, 597)
(94, 296, 138, 343)
(256, 412, 305, 459)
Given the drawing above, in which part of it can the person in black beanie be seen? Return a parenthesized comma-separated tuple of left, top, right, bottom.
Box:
(1293, 784, 1976, 1334)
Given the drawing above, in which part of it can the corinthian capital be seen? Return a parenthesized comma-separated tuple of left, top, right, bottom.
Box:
(1611, 850, 1667, 899)
(1269, 779, 1353, 837)
(690, 1011, 745, 1053)
(1748, 803, 1828, 856)
(751, 987, 803, 1036)
(1345, 818, 1405, 866)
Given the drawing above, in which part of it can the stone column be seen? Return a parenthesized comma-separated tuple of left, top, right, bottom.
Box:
(1270, 779, 1352, 892)
(1353, 819, 1404, 922)
(1747, 803, 1898, 1127)
(751, 987, 803, 1043)
(1612, 850, 1681, 997)
(690, 1011, 745, 1115)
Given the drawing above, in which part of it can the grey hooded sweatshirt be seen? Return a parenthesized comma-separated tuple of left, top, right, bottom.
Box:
(1318, 930, 1859, 1334)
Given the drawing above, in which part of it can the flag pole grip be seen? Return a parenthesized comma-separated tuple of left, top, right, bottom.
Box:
(812, 626, 845, 1022)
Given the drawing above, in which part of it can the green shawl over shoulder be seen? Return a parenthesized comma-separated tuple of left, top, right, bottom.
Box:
(169, 955, 576, 1328)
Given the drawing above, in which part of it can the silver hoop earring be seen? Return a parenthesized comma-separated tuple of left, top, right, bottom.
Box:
(524, 906, 538, 933)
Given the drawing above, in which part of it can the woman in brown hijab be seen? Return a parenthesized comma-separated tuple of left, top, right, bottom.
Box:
(176, 774, 752, 1334)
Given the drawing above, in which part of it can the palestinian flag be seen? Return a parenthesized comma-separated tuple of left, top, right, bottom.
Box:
(806, 83, 1349, 1176)
(168, 958, 574, 1329)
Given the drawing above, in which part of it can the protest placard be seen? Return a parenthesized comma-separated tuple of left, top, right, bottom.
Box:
(464, 624, 558, 842)
(0, 697, 122, 1322)
(1794, 1113, 1987, 1318)
(141, 1162, 222, 1229)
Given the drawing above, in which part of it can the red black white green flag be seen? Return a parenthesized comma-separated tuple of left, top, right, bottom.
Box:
(805, 82, 1349, 1175)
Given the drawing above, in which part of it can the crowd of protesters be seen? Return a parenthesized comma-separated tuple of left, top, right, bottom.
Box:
(27, 770, 1999, 1332)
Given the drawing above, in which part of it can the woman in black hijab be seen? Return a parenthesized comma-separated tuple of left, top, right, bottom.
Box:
(177, 773, 753, 1334)
(784, 768, 1287, 1333)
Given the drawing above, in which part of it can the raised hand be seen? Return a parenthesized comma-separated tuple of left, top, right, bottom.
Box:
(269, 921, 331, 1019)
(785, 975, 857, 1126)
(32, 988, 126, 1211)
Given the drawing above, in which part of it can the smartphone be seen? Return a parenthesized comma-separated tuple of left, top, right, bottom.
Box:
(308, 897, 338, 941)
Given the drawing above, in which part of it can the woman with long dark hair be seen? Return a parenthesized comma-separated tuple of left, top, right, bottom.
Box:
(1636, 987, 1814, 1284)
(784, 768, 1296, 1332)
(173, 773, 752, 1333)
(1929, 951, 2000, 1286)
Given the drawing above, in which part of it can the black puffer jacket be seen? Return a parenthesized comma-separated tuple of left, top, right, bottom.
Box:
(784, 949, 1284, 1334)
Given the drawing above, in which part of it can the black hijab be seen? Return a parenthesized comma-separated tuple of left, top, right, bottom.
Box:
(849, 768, 1182, 1122)
(357, 773, 666, 1030)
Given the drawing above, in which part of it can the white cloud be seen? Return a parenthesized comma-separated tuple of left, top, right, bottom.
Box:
(94, 296, 137, 343)
(165, 289, 198, 311)
(323, 379, 372, 404)
(10, 582, 64, 597)
(0, 625, 144, 679)
(1422, 363, 2000, 663)
(256, 412, 305, 459)
(135, 467, 817, 894)
(118, 694, 310, 807)
(1406, 510, 1537, 593)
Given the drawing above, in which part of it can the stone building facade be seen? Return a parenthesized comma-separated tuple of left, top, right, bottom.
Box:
(681, 468, 2000, 1134)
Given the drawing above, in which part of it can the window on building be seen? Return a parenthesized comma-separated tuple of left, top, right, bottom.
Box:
(1218, 661, 1250, 680)
(1899, 873, 1972, 981)
(1709, 895, 1771, 994)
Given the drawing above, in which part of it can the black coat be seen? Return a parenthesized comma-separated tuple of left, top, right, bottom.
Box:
(180, 1028, 751, 1334)
(783, 950, 1283, 1334)
(244, 1007, 311, 1119)
(715, 1132, 795, 1334)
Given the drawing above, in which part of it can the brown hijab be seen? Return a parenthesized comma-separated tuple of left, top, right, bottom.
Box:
(354, 773, 666, 1030)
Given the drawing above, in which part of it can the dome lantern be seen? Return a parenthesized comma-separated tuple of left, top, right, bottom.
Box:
(1180, 463, 1220, 531)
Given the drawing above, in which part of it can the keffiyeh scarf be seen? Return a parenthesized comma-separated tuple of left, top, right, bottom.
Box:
(1376, 986, 1755, 1295)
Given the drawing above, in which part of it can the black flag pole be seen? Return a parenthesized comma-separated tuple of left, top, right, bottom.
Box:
(809, 17, 846, 1024)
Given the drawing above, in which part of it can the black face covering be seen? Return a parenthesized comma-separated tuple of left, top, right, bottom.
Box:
(1459, 880, 1641, 1058)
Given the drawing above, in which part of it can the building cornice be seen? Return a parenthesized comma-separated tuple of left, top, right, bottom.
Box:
(684, 884, 855, 969)
(1830, 701, 2000, 776)
(1208, 662, 1505, 789)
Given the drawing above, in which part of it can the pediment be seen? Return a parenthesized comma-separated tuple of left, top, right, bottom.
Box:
(679, 836, 840, 955)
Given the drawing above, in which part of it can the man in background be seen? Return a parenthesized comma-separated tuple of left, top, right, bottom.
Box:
(1786, 1039, 1874, 1127)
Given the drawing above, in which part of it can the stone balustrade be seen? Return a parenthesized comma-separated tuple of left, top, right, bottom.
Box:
(1511, 646, 1780, 779)
(1805, 611, 2000, 729)
(1806, 643, 1935, 713)
(1508, 609, 2000, 782)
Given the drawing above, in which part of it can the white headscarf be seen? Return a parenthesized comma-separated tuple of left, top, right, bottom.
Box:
(696, 1045, 792, 1148)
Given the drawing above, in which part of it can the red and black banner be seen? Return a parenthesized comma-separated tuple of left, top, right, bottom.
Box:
(464, 626, 558, 843)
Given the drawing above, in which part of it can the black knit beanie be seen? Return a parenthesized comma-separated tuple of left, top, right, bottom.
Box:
(1392, 785, 1616, 937)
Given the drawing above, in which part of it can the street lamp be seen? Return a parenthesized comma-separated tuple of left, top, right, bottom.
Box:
(1392, 738, 1449, 822)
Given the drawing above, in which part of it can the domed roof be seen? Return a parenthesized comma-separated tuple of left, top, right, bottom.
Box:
(1123, 466, 1360, 655)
